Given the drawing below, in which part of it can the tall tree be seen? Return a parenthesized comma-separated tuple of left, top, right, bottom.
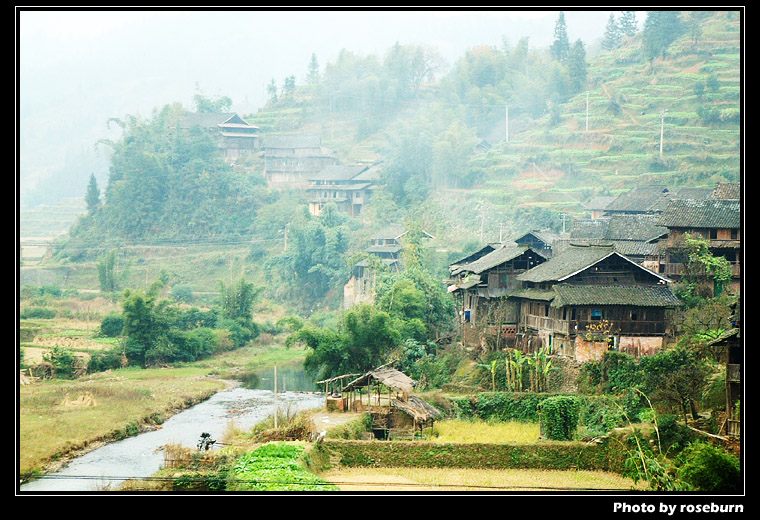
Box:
(550, 12, 571, 63)
(85, 173, 101, 214)
(602, 13, 622, 51)
(619, 11, 638, 37)
(267, 78, 278, 103)
(642, 11, 684, 62)
(306, 53, 320, 84)
(567, 39, 588, 93)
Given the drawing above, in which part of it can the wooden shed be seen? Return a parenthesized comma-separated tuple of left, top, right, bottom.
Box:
(326, 366, 442, 438)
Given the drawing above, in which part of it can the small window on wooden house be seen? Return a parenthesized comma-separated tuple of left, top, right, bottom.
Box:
(709, 229, 718, 240)
(591, 309, 602, 321)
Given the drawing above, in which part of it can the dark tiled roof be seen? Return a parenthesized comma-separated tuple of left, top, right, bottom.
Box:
(605, 214, 668, 242)
(658, 199, 740, 229)
(710, 182, 741, 200)
(516, 245, 617, 283)
(551, 284, 681, 308)
(605, 185, 712, 214)
(605, 185, 671, 213)
(181, 112, 256, 129)
(451, 244, 540, 276)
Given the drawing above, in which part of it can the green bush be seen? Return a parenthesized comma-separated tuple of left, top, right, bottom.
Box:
(99, 312, 125, 337)
(676, 442, 740, 492)
(87, 347, 125, 373)
(20, 306, 56, 319)
(540, 395, 580, 441)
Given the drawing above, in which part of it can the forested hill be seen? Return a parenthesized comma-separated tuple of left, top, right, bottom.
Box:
(58, 11, 740, 296)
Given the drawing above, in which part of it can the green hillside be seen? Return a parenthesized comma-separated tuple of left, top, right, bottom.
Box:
(21, 11, 741, 307)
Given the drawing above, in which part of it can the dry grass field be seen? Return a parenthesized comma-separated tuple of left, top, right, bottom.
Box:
(318, 466, 645, 492)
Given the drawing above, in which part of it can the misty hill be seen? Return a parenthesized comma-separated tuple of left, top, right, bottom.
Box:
(38, 11, 739, 310)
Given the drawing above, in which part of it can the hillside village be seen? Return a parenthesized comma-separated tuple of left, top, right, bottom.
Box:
(19, 10, 742, 495)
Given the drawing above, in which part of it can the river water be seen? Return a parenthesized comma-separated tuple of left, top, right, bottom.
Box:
(19, 363, 325, 493)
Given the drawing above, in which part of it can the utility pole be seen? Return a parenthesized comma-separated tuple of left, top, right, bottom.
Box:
(660, 109, 667, 157)
(585, 92, 589, 131)
(273, 365, 278, 428)
(505, 105, 509, 143)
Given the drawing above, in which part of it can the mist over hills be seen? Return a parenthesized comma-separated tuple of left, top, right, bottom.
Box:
(19, 10, 617, 210)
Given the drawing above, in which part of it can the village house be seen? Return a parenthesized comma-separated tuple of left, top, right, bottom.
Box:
(447, 243, 548, 346)
(598, 184, 713, 217)
(510, 244, 681, 362)
(655, 196, 741, 294)
(179, 112, 260, 162)
(306, 164, 381, 217)
(512, 229, 567, 258)
(555, 214, 669, 271)
(262, 134, 338, 188)
(343, 225, 434, 309)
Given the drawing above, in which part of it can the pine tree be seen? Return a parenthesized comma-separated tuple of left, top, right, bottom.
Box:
(550, 12, 571, 63)
(602, 13, 622, 51)
(567, 39, 588, 93)
(85, 173, 101, 214)
(306, 53, 320, 84)
(619, 11, 638, 37)
(642, 11, 684, 62)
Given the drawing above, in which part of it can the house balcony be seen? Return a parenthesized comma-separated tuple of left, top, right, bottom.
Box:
(522, 315, 668, 336)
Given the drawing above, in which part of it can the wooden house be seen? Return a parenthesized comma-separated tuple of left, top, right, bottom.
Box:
(344, 225, 433, 309)
(556, 214, 668, 271)
(513, 229, 566, 258)
(706, 302, 741, 438)
(512, 244, 680, 362)
(656, 198, 741, 294)
(602, 185, 712, 216)
(447, 243, 547, 346)
(179, 112, 260, 162)
(306, 164, 381, 217)
(262, 134, 338, 188)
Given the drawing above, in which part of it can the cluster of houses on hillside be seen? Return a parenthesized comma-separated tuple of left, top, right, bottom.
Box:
(179, 112, 381, 217)
(181, 113, 741, 362)
(447, 182, 741, 363)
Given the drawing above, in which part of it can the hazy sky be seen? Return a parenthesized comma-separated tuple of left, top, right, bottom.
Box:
(18, 9, 620, 201)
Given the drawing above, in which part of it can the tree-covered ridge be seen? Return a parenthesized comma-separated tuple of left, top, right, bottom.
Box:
(67, 103, 267, 249)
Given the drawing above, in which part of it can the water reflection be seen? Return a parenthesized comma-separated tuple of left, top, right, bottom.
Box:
(240, 361, 320, 392)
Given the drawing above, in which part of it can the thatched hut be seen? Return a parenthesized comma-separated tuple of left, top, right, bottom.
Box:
(339, 367, 442, 437)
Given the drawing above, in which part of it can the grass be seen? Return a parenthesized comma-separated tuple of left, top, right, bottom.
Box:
(18, 326, 310, 478)
(318, 466, 646, 492)
(427, 419, 541, 444)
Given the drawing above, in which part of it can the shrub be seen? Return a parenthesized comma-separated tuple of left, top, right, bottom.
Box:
(539, 395, 580, 441)
(99, 312, 125, 337)
(87, 347, 125, 372)
(676, 442, 740, 492)
(20, 306, 56, 319)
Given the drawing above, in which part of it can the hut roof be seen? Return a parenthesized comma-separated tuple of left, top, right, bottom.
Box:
(342, 367, 416, 399)
(391, 395, 443, 424)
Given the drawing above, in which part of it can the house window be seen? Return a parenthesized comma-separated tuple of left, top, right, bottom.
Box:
(591, 309, 602, 321)
(544, 305, 550, 317)
(731, 229, 738, 239)
(709, 229, 718, 240)
(631, 311, 638, 321)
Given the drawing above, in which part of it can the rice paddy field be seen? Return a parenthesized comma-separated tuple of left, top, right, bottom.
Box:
(319, 466, 644, 492)
(318, 419, 646, 492)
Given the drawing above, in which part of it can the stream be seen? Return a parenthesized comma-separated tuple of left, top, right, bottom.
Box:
(19, 363, 324, 493)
